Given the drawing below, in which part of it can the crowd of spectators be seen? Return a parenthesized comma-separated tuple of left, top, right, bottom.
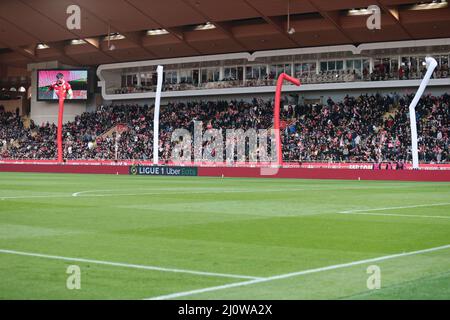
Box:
(0, 93, 448, 164)
(109, 62, 450, 95)
(371, 61, 449, 81)
(0, 109, 56, 159)
(281, 93, 448, 164)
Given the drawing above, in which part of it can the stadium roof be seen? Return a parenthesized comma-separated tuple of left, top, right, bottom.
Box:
(0, 0, 449, 67)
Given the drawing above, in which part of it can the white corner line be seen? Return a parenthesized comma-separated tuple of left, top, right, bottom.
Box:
(337, 212, 450, 219)
(339, 202, 450, 214)
(0, 249, 262, 281)
(145, 244, 450, 300)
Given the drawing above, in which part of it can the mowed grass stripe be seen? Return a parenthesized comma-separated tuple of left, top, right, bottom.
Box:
(0, 173, 449, 299)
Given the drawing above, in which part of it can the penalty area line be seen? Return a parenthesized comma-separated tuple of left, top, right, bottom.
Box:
(0, 249, 262, 281)
(145, 244, 450, 300)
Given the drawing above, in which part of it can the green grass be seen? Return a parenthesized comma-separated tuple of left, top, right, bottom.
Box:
(0, 172, 449, 300)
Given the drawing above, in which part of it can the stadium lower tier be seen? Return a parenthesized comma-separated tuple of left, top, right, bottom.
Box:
(1, 93, 448, 164)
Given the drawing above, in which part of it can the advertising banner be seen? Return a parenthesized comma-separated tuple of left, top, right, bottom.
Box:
(129, 165, 198, 176)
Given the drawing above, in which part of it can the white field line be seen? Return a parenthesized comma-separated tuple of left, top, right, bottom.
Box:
(0, 184, 443, 200)
(339, 202, 450, 214)
(71, 187, 255, 197)
(71, 189, 289, 197)
(0, 187, 377, 200)
(71, 188, 310, 197)
(0, 249, 262, 280)
(1, 188, 312, 200)
(70, 184, 438, 198)
(0, 187, 298, 200)
(146, 244, 450, 300)
(338, 212, 450, 219)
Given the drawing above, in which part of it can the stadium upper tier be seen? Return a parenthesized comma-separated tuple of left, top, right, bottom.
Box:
(1, 93, 448, 164)
(97, 39, 450, 100)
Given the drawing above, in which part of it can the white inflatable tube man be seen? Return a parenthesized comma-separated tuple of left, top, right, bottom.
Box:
(408, 57, 437, 169)
(153, 65, 163, 165)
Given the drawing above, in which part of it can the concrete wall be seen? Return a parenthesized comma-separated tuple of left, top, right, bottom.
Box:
(0, 163, 449, 182)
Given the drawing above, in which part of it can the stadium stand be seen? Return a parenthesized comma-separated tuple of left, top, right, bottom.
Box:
(1, 93, 448, 164)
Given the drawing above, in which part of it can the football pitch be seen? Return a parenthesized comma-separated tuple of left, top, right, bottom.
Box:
(0, 172, 449, 300)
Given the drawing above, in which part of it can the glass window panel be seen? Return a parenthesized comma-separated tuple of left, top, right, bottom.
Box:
(231, 68, 237, 79)
(391, 59, 398, 71)
(419, 57, 426, 68)
(346, 60, 354, 69)
(363, 59, 370, 68)
(285, 64, 291, 75)
(260, 66, 267, 77)
(245, 66, 252, 79)
(270, 65, 276, 75)
(302, 63, 308, 72)
(201, 70, 207, 83)
(328, 61, 336, 70)
(252, 66, 259, 78)
(410, 57, 418, 71)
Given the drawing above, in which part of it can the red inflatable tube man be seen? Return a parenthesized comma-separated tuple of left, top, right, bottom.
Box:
(274, 73, 301, 166)
(48, 73, 73, 163)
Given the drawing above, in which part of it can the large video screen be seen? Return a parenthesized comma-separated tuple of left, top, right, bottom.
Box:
(37, 69, 88, 101)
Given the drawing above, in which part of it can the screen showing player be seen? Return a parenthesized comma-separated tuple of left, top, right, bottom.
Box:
(37, 69, 88, 101)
